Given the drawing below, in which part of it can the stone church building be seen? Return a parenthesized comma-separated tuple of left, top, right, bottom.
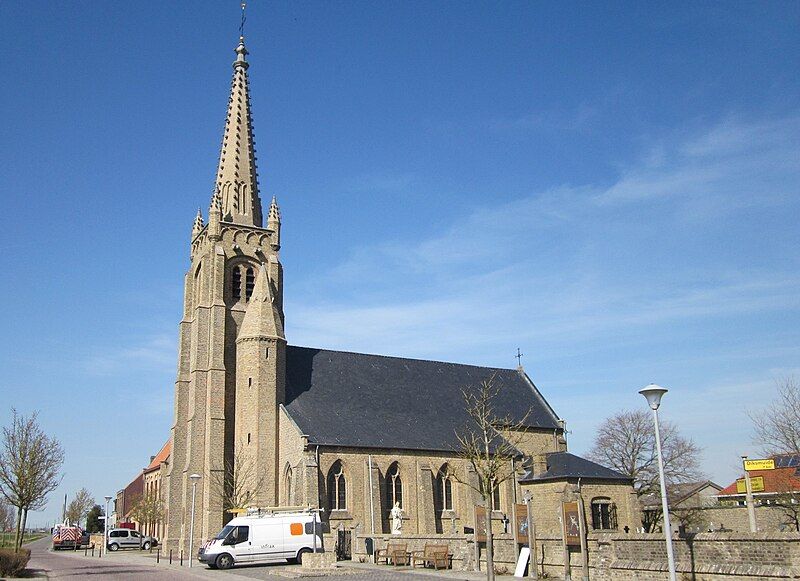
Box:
(163, 36, 639, 556)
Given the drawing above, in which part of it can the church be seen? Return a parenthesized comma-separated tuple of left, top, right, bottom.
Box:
(162, 34, 640, 562)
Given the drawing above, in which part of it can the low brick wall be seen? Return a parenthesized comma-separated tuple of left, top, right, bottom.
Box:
(355, 533, 519, 572)
(596, 532, 800, 581)
(356, 531, 800, 580)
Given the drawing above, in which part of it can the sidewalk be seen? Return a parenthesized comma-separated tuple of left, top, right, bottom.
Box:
(50, 545, 308, 579)
(338, 561, 491, 581)
(336, 560, 561, 580)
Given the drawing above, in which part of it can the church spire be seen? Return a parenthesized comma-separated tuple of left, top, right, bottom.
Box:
(213, 36, 263, 227)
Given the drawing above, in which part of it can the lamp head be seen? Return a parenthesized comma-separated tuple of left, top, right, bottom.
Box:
(104, 495, 112, 501)
(639, 384, 668, 410)
(189, 473, 202, 482)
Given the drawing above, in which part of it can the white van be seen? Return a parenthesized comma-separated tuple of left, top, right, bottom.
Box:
(198, 508, 324, 570)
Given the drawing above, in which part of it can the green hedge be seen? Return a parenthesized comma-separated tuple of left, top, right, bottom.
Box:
(0, 547, 31, 577)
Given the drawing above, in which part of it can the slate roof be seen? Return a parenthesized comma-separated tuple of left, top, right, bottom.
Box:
(518, 452, 631, 483)
(283, 346, 561, 452)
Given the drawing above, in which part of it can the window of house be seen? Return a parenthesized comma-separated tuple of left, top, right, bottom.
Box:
(435, 465, 453, 511)
(327, 461, 346, 511)
(245, 267, 255, 300)
(387, 463, 403, 508)
(591, 498, 618, 530)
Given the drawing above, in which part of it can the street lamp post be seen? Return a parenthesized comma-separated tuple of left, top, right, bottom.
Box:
(189, 473, 202, 568)
(104, 495, 112, 552)
(639, 384, 677, 581)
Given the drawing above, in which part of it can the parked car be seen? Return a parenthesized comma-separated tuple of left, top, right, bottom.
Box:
(106, 528, 158, 551)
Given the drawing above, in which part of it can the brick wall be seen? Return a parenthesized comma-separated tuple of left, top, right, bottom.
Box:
(355, 531, 800, 579)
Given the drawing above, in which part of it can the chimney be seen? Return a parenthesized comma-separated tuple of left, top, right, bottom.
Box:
(533, 454, 548, 476)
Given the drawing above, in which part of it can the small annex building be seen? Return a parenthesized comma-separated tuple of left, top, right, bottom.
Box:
(156, 32, 639, 556)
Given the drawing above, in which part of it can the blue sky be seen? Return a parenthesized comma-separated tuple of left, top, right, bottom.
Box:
(1, 1, 799, 526)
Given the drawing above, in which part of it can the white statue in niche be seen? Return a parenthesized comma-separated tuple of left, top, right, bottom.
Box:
(390, 502, 403, 535)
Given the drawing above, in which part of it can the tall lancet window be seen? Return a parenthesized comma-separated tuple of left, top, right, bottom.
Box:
(386, 462, 402, 508)
(245, 267, 255, 300)
(327, 461, 346, 511)
(284, 464, 293, 506)
(232, 266, 242, 300)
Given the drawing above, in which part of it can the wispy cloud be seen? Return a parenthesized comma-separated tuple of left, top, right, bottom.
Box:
(82, 333, 175, 377)
(596, 115, 800, 207)
(288, 114, 800, 364)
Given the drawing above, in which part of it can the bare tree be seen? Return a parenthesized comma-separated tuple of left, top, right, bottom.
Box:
(749, 376, 800, 456)
(65, 488, 95, 527)
(0, 409, 65, 550)
(587, 409, 702, 532)
(210, 442, 267, 514)
(0, 500, 14, 531)
(129, 490, 164, 545)
(452, 375, 531, 581)
(766, 467, 800, 532)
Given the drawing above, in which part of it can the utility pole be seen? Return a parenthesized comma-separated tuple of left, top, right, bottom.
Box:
(741, 456, 757, 532)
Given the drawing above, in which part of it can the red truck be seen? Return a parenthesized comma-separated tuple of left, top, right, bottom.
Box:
(52, 525, 88, 550)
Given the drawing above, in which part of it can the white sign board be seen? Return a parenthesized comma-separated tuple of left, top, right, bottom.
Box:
(514, 547, 531, 577)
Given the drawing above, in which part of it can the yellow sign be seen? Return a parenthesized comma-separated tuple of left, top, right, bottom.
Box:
(736, 476, 765, 493)
(743, 458, 775, 471)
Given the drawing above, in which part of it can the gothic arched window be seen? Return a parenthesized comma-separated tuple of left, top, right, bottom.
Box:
(232, 266, 242, 300)
(435, 464, 453, 511)
(245, 267, 255, 300)
(327, 461, 346, 511)
(386, 462, 402, 509)
(284, 464, 293, 506)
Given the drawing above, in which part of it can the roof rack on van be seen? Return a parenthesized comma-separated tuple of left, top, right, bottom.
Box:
(228, 505, 321, 517)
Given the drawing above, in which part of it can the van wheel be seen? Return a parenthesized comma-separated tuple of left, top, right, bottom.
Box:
(142, 542, 151, 551)
(109, 543, 119, 552)
(296, 548, 312, 565)
(216, 553, 234, 570)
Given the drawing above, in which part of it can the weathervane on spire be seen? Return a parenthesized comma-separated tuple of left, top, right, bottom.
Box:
(239, 1, 247, 39)
(515, 347, 524, 369)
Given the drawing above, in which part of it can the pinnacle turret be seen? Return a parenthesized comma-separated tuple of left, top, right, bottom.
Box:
(192, 208, 204, 237)
(213, 37, 263, 227)
(268, 196, 280, 224)
(238, 264, 285, 341)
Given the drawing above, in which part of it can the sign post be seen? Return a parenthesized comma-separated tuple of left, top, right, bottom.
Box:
(576, 495, 589, 581)
(562, 502, 580, 581)
(517, 498, 538, 579)
(741, 456, 757, 532)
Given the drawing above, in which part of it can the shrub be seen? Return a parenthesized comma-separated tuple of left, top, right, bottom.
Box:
(0, 547, 31, 577)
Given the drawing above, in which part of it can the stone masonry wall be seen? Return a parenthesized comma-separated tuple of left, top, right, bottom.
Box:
(354, 531, 800, 580)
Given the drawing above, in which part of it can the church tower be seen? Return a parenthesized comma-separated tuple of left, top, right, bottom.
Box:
(164, 35, 284, 551)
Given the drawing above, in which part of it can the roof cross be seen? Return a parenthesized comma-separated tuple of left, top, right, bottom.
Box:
(239, 1, 247, 39)
(515, 347, 524, 368)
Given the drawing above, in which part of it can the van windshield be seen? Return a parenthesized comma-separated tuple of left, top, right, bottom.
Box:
(215, 525, 235, 540)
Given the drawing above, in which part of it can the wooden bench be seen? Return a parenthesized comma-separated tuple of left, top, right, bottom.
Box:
(375, 542, 410, 566)
(411, 543, 452, 570)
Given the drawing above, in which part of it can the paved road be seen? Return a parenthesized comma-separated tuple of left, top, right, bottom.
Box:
(26, 536, 237, 579)
(24, 537, 490, 581)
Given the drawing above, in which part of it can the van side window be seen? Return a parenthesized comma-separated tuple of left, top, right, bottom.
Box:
(304, 521, 322, 535)
(228, 525, 249, 544)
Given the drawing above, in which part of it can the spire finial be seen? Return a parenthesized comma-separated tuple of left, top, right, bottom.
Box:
(239, 2, 247, 40)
